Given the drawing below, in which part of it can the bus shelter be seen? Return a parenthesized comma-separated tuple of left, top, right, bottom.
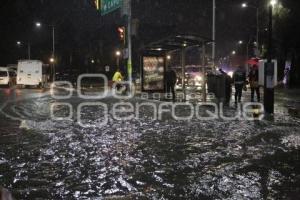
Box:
(140, 34, 212, 101)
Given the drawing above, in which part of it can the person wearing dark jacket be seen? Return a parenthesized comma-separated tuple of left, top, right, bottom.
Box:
(219, 69, 233, 105)
(233, 66, 246, 103)
(248, 65, 260, 102)
(165, 66, 177, 102)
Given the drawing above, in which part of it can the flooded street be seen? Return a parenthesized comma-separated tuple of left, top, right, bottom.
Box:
(0, 88, 300, 199)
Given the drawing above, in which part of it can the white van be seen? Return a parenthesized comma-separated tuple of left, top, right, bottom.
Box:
(17, 60, 47, 87)
(0, 67, 16, 87)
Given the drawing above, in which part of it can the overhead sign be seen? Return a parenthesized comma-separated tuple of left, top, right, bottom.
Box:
(101, 0, 122, 16)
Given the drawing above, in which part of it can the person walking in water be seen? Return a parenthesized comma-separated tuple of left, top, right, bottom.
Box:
(248, 65, 260, 102)
(165, 66, 177, 102)
(233, 65, 246, 103)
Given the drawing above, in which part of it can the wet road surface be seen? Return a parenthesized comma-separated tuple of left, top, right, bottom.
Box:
(0, 87, 300, 199)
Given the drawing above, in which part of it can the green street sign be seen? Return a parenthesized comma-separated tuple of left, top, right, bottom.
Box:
(101, 0, 122, 16)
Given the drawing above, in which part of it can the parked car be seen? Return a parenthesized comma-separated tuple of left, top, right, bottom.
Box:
(0, 67, 16, 87)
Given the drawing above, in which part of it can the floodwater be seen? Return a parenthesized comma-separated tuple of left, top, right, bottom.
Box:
(0, 88, 300, 199)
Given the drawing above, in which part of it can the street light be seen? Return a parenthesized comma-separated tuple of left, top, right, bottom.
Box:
(241, 2, 259, 56)
(167, 55, 171, 60)
(238, 40, 243, 45)
(232, 51, 236, 55)
(270, 0, 277, 6)
(115, 50, 121, 69)
(36, 21, 56, 81)
(242, 3, 247, 8)
(50, 57, 55, 63)
(35, 22, 41, 27)
(16, 40, 31, 59)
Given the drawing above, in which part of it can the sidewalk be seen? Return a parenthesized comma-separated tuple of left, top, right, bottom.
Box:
(275, 88, 300, 117)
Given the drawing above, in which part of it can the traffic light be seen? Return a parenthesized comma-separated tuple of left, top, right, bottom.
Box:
(117, 26, 126, 44)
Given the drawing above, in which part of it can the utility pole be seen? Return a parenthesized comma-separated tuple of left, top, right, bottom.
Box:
(212, 0, 216, 67)
(264, 2, 275, 114)
(256, 7, 259, 51)
(127, 0, 132, 84)
(52, 25, 56, 81)
(27, 42, 31, 60)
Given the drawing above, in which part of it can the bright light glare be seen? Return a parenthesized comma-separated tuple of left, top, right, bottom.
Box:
(50, 58, 55, 63)
(17, 41, 21, 45)
(239, 40, 243, 44)
(270, 0, 277, 6)
(116, 51, 121, 56)
(167, 55, 171, 60)
(242, 3, 247, 8)
(228, 71, 234, 78)
(36, 22, 41, 27)
(195, 75, 202, 82)
(232, 51, 236, 55)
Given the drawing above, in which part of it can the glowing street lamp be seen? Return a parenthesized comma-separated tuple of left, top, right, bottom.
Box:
(35, 22, 41, 28)
(115, 50, 121, 57)
(241, 3, 260, 56)
(50, 57, 55, 63)
(16, 40, 31, 59)
(167, 55, 171, 60)
(242, 3, 247, 8)
(35, 21, 56, 81)
(115, 50, 121, 69)
(232, 51, 236, 55)
(238, 40, 243, 45)
(270, 0, 277, 6)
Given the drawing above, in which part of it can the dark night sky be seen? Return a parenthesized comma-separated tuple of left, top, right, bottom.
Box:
(0, 0, 294, 69)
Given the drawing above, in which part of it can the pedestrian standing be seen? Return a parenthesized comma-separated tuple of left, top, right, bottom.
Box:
(248, 65, 260, 102)
(165, 66, 177, 102)
(233, 66, 246, 103)
(219, 69, 233, 105)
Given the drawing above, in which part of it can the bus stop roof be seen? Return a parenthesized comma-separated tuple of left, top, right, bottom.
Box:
(143, 34, 213, 52)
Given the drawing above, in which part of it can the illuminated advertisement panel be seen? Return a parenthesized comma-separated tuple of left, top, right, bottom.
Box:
(142, 56, 165, 91)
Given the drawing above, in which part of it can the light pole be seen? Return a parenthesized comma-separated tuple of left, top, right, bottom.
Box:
(36, 22, 56, 81)
(126, 0, 133, 83)
(212, 0, 216, 67)
(17, 41, 31, 59)
(242, 3, 259, 55)
(264, 0, 277, 114)
(116, 50, 121, 69)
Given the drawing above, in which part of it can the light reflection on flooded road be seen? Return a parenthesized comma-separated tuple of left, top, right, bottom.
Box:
(0, 88, 300, 199)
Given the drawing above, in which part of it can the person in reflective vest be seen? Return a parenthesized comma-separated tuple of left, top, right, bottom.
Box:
(112, 69, 124, 91)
